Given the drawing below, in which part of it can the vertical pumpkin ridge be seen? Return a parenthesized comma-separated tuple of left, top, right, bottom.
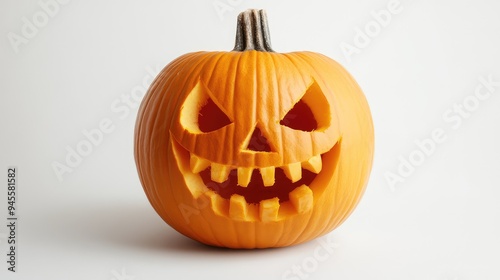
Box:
(253, 220, 258, 248)
(176, 51, 221, 135)
(136, 54, 190, 182)
(135, 68, 167, 207)
(295, 52, 372, 235)
(324, 59, 372, 233)
(203, 52, 230, 164)
(230, 52, 244, 166)
(221, 53, 240, 166)
(260, 52, 278, 156)
(186, 52, 225, 152)
(267, 53, 297, 247)
(326, 78, 373, 232)
(278, 53, 325, 244)
(229, 219, 241, 248)
(281, 53, 316, 160)
(306, 54, 358, 243)
(152, 56, 204, 239)
(268, 53, 285, 165)
(294, 52, 348, 239)
(167, 142, 214, 245)
(161, 52, 223, 242)
(250, 50, 258, 167)
(187, 53, 242, 246)
(286, 53, 319, 158)
(319, 140, 344, 236)
(255, 55, 279, 159)
(291, 53, 337, 239)
(330, 162, 365, 233)
(138, 54, 196, 230)
(197, 206, 225, 247)
(171, 52, 227, 243)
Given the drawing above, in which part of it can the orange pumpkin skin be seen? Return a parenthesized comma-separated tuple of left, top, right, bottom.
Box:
(134, 10, 374, 248)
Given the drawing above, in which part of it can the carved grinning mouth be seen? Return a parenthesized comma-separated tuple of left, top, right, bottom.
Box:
(171, 136, 339, 222)
(199, 167, 318, 204)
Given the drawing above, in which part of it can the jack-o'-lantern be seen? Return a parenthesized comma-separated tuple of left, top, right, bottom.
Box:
(134, 9, 374, 248)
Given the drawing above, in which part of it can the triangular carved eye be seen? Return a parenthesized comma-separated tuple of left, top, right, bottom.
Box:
(198, 98, 232, 132)
(180, 81, 232, 133)
(280, 100, 317, 131)
(280, 79, 331, 132)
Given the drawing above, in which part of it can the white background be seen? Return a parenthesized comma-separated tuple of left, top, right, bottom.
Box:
(1, 0, 500, 279)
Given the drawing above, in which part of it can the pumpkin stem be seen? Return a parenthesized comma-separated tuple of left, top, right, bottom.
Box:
(233, 9, 274, 52)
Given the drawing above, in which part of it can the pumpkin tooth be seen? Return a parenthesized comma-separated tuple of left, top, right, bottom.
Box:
(204, 190, 225, 216)
(237, 167, 253, 187)
(282, 162, 302, 183)
(289, 185, 313, 214)
(259, 197, 280, 222)
(302, 155, 322, 174)
(190, 154, 211, 174)
(259, 166, 275, 187)
(229, 194, 249, 220)
(211, 163, 231, 183)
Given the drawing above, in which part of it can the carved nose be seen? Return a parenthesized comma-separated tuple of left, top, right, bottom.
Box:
(245, 127, 273, 152)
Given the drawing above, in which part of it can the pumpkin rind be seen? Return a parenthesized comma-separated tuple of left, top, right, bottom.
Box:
(134, 10, 374, 248)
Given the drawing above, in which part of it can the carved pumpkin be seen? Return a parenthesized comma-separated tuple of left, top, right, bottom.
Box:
(134, 9, 374, 248)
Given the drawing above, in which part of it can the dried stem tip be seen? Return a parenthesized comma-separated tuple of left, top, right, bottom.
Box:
(233, 9, 274, 52)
